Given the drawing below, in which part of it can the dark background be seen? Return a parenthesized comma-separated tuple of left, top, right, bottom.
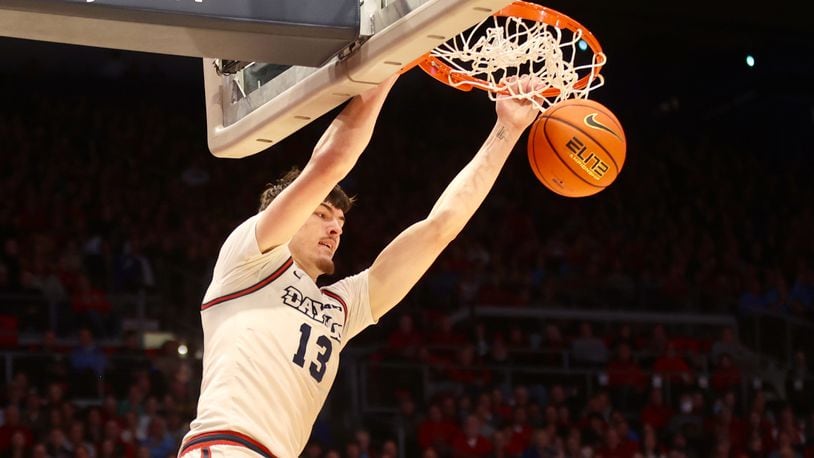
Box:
(1, 1, 814, 457)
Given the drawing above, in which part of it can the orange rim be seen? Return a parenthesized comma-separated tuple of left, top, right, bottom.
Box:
(413, 1, 604, 96)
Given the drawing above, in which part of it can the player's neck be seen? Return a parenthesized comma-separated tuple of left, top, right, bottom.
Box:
(292, 257, 321, 282)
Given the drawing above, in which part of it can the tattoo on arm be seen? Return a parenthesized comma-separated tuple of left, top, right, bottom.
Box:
(495, 126, 507, 141)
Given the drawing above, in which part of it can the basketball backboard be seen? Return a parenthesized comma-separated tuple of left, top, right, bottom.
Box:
(0, 0, 361, 66)
(204, 0, 515, 158)
(0, 0, 512, 159)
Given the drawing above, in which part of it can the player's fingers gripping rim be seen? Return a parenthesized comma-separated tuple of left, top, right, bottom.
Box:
(497, 75, 547, 105)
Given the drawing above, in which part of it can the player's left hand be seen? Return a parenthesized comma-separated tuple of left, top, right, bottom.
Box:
(495, 75, 543, 131)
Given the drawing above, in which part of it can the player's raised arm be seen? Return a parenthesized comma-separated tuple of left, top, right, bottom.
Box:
(368, 77, 541, 321)
(255, 75, 398, 253)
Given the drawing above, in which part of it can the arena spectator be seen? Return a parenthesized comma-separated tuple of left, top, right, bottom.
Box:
(640, 388, 673, 432)
(789, 263, 814, 319)
(608, 324, 635, 351)
(710, 326, 750, 367)
(641, 324, 669, 364)
(710, 353, 743, 393)
(451, 415, 493, 458)
(606, 343, 647, 409)
(141, 416, 175, 458)
(763, 268, 792, 312)
(488, 336, 512, 371)
(580, 412, 607, 450)
(473, 322, 491, 358)
(666, 393, 704, 443)
(709, 407, 746, 452)
(354, 428, 374, 458)
(22, 392, 49, 440)
(427, 315, 467, 348)
(149, 339, 182, 384)
(103, 419, 135, 458)
(521, 428, 558, 458)
(773, 405, 806, 450)
(380, 439, 398, 458)
(4, 430, 30, 458)
(768, 431, 801, 458)
(595, 427, 638, 458)
(571, 322, 609, 368)
(28, 331, 69, 387)
(394, 396, 421, 457)
(385, 314, 424, 361)
(505, 406, 532, 455)
(44, 428, 71, 457)
(84, 407, 104, 446)
(0, 405, 33, 452)
(68, 328, 107, 397)
(70, 274, 116, 338)
(562, 428, 586, 458)
(652, 342, 694, 387)
(611, 414, 641, 456)
(635, 424, 663, 458)
(540, 323, 566, 367)
(344, 441, 361, 458)
(786, 351, 811, 413)
(422, 446, 441, 458)
(66, 421, 95, 457)
(446, 345, 493, 393)
(738, 270, 767, 315)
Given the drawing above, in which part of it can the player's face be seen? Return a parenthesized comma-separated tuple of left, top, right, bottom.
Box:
(290, 202, 344, 279)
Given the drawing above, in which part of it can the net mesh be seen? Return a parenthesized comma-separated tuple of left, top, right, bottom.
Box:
(427, 14, 606, 111)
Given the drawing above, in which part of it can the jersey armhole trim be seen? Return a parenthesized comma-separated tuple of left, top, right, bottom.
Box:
(201, 257, 294, 311)
(321, 288, 348, 324)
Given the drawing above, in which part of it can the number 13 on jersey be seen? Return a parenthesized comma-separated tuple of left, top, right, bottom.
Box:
(292, 323, 333, 382)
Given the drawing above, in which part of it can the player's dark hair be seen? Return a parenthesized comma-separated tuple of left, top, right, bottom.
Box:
(259, 167, 355, 212)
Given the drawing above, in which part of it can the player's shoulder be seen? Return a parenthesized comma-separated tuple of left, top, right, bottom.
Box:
(212, 213, 292, 278)
(226, 213, 262, 242)
(322, 269, 368, 287)
(320, 269, 369, 299)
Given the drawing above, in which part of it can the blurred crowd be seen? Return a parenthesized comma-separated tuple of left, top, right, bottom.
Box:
(0, 327, 194, 457)
(1, 76, 814, 339)
(329, 314, 813, 458)
(0, 70, 812, 458)
(0, 317, 806, 457)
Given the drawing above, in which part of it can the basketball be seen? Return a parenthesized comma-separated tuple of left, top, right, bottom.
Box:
(527, 99, 626, 197)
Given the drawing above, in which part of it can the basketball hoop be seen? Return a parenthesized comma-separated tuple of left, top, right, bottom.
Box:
(415, 1, 606, 112)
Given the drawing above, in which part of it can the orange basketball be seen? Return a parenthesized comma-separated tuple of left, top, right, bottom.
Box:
(527, 99, 626, 197)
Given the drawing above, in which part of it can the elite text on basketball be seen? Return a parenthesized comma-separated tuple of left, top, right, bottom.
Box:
(565, 136, 610, 181)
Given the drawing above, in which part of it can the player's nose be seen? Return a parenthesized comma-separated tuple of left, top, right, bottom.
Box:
(327, 218, 342, 236)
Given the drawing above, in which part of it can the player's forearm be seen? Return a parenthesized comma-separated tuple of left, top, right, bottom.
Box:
(368, 119, 522, 317)
(427, 120, 523, 240)
(310, 76, 397, 174)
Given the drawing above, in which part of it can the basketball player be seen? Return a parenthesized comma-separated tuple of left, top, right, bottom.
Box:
(178, 74, 542, 457)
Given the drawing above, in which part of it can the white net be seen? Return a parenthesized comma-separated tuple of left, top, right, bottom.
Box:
(427, 14, 606, 112)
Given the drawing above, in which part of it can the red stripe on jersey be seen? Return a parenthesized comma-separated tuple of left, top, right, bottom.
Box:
(321, 288, 348, 324)
(180, 430, 277, 457)
(201, 257, 294, 311)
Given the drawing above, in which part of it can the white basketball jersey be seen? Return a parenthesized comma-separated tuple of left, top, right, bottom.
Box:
(184, 214, 376, 457)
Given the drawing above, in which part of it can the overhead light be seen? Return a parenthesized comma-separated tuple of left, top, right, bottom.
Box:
(745, 55, 755, 67)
